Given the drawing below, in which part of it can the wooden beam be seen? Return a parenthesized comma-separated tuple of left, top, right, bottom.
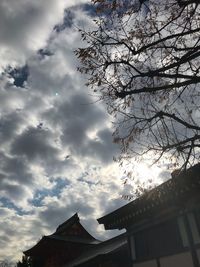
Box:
(183, 215, 200, 267)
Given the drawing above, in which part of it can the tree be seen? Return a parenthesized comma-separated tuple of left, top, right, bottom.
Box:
(76, 0, 200, 172)
(16, 256, 43, 267)
(16, 256, 32, 267)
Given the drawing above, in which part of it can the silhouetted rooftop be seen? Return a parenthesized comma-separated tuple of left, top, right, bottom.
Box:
(98, 163, 200, 230)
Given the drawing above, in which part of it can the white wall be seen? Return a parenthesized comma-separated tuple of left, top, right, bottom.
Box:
(160, 252, 193, 267)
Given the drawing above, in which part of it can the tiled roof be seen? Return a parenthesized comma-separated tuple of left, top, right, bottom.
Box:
(56, 213, 79, 233)
(98, 164, 200, 230)
(47, 234, 100, 244)
(24, 213, 100, 257)
(64, 233, 127, 267)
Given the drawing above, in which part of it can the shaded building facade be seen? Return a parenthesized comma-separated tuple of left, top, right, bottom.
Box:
(98, 164, 200, 267)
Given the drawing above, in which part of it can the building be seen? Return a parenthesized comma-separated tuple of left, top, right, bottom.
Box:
(24, 213, 100, 267)
(98, 164, 200, 267)
(64, 233, 129, 267)
(24, 213, 129, 267)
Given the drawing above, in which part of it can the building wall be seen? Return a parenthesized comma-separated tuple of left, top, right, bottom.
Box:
(196, 248, 200, 264)
(133, 252, 193, 267)
(160, 251, 193, 267)
(129, 211, 200, 267)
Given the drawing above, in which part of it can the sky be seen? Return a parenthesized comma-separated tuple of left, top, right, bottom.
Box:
(0, 0, 169, 262)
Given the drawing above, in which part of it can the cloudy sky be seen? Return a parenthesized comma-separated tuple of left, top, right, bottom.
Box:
(0, 0, 167, 262)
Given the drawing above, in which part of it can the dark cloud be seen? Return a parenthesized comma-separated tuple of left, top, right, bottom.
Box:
(8, 65, 29, 88)
(59, 94, 106, 126)
(0, 112, 25, 143)
(54, 9, 75, 32)
(38, 206, 76, 231)
(81, 3, 97, 16)
(39, 202, 94, 229)
(84, 128, 119, 164)
(0, 152, 35, 208)
(57, 94, 118, 162)
(37, 49, 54, 59)
(0, 152, 34, 185)
(41, 92, 118, 164)
(0, 183, 30, 208)
(11, 126, 59, 162)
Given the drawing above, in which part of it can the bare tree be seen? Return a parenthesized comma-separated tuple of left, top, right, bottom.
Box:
(76, 0, 200, 172)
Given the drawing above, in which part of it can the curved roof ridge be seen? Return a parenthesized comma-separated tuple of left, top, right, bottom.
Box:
(56, 213, 79, 233)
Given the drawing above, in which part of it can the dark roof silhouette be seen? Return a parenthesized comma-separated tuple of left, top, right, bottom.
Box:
(55, 213, 79, 234)
(24, 213, 100, 257)
(98, 163, 200, 230)
(64, 233, 128, 267)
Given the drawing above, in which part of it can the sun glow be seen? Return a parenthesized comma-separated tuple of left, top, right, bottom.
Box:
(121, 161, 166, 196)
(133, 162, 163, 183)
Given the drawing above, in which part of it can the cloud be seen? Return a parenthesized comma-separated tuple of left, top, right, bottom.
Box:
(8, 65, 29, 88)
(0, 1, 129, 262)
(0, 0, 90, 71)
(0, 112, 25, 143)
(54, 3, 96, 32)
(84, 128, 119, 164)
(11, 126, 59, 162)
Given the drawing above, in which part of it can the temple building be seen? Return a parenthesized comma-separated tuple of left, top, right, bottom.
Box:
(24, 213, 129, 267)
(24, 213, 100, 267)
(98, 164, 200, 267)
(64, 233, 129, 267)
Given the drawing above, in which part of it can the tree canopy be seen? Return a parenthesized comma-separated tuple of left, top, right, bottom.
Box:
(76, 0, 200, 171)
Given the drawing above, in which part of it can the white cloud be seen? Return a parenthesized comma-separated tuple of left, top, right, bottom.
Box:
(0, 0, 89, 72)
(0, 1, 129, 262)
